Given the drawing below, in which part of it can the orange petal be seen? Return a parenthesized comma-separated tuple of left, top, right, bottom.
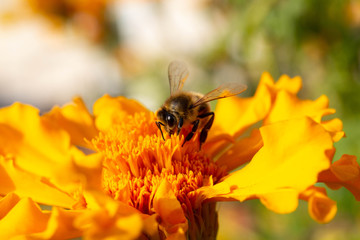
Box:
(331, 154, 359, 181)
(300, 186, 337, 223)
(197, 117, 333, 214)
(93, 94, 151, 132)
(153, 180, 187, 238)
(43, 97, 98, 148)
(216, 129, 263, 171)
(202, 133, 234, 159)
(319, 154, 360, 200)
(0, 193, 20, 220)
(167, 229, 187, 240)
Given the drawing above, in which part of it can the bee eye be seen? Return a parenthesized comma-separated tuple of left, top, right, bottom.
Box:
(166, 114, 176, 127)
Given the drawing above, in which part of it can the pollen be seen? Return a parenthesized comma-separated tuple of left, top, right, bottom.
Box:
(92, 112, 227, 217)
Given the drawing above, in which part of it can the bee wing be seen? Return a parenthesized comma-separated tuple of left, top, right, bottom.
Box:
(168, 61, 189, 95)
(192, 82, 247, 108)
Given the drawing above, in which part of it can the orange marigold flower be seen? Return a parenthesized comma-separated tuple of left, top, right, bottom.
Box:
(0, 72, 358, 239)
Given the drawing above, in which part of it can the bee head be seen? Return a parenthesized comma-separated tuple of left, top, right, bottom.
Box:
(156, 108, 177, 134)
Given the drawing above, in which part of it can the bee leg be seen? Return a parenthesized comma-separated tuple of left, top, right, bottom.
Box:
(156, 121, 165, 141)
(177, 117, 184, 135)
(182, 119, 200, 147)
(197, 112, 215, 149)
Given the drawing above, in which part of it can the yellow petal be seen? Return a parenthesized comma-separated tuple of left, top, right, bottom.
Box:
(76, 190, 143, 240)
(0, 197, 50, 239)
(300, 186, 337, 223)
(264, 90, 343, 142)
(259, 189, 299, 214)
(0, 194, 84, 239)
(43, 97, 98, 148)
(142, 214, 161, 240)
(321, 118, 345, 142)
(0, 103, 75, 182)
(93, 94, 150, 132)
(153, 180, 187, 238)
(197, 117, 333, 214)
(0, 103, 98, 208)
(216, 129, 263, 171)
(72, 152, 104, 191)
(31, 207, 83, 239)
(210, 72, 303, 140)
(274, 74, 302, 94)
(211, 72, 272, 139)
(265, 91, 332, 124)
(0, 156, 76, 208)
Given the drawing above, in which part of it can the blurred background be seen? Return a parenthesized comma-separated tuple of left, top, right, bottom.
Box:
(0, 0, 359, 239)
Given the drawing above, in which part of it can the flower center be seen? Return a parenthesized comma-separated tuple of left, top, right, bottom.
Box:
(92, 112, 226, 218)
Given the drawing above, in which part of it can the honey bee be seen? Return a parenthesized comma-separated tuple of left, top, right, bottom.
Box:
(155, 61, 247, 148)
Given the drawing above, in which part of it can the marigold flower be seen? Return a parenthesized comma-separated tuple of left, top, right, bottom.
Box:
(0, 72, 358, 239)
